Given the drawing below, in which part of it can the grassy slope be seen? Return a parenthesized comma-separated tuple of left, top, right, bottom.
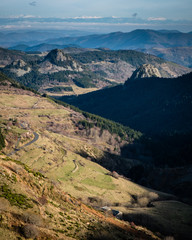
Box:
(0, 154, 160, 240)
(0, 91, 145, 206)
(0, 85, 192, 239)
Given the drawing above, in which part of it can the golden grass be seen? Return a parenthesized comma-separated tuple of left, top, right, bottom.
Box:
(0, 90, 187, 216)
(42, 84, 99, 96)
(0, 92, 155, 208)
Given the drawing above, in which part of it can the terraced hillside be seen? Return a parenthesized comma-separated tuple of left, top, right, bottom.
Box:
(1, 154, 163, 240)
(0, 75, 192, 239)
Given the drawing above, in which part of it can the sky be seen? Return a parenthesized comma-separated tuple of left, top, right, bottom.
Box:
(0, 0, 192, 32)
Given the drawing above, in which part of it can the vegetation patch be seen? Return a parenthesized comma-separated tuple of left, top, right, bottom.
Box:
(45, 86, 73, 93)
(0, 184, 33, 209)
(2, 156, 45, 178)
(0, 71, 39, 94)
(78, 120, 94, 129)
(21, 224, 39, 239)
(0, 128, 5, 150)
(82, 175, 115, 190)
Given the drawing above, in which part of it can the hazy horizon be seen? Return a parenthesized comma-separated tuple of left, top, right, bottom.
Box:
(0, 0, 192, 32)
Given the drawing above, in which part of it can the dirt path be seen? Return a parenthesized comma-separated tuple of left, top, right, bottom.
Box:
(72, 160, 79, 173)
(7, 123, 39, 156)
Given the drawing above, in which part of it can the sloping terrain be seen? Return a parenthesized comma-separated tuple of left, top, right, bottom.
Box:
(71, 49, 191, 83)
(0, 47, 40, 68)
(62, 71, 192, 135)
(140, 46, 192, 68)
(60, 71, 192, 202)
(1, 153, 165, 240)
(1, 48, 111, 91)
(1, 74, 192, 239)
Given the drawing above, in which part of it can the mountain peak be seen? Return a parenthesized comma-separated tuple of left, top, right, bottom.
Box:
(130, 64, 161, 80)
(40, 48, 83, 74)
(45, 49, 69, 64)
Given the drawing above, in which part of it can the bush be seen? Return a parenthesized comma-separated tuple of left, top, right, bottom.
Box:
(38, 195, 48, 205)
(130, 192, 159, 208)
(22, 213, 43, 226)
(137, 192, 158, 207)
(22, 224, 39, 239)
(137, 197, 149, 207)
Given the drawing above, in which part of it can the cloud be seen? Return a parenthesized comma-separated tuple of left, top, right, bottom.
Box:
(0, 16, 192, 32)
(29, 1, 37, 6)
(22, 15, 36, 18)
(3, 14, 36, 19)
(148, 17, 167, 21)
(0, 24, 32, 30)
(72, 16, 102, 19)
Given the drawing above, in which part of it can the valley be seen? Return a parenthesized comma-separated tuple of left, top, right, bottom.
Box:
(0, 26, 192, 240)
(0, 72, 192, 239)
(63, 71, 192, 135)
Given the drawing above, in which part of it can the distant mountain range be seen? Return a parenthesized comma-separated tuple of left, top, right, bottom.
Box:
(44, 29, 192, 50)
(1, 28, 192, 68)
(0, 47, 190, 93)
(8, 44, 81, 53)
(1, 29, 192, 50)
(4, 29, 192, 68)
(140, 46, 192, 67)
(0, 30, 93, 48)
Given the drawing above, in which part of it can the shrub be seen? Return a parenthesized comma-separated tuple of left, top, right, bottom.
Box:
(137, 197, 150, 207)
(131, 192, 159, 208)
(22, 213, 43, 226)
(38, 195, 48, 205)
(22, 224, 39, 239)
(0, 184, 33, 209)
(2, 157, 45, 178)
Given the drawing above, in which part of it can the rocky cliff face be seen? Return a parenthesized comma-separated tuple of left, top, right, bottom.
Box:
(6, 59, 31, 77)
(39, 49, 83, 74)
(130, 64, 162, 80)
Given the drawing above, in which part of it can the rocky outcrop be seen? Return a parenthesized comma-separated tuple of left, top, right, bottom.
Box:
(38, 49, 83, 74)
(87, 60, 136, 83)
(11, 59, 27, 68)
(130, 64, 161, 80)
(8, 59, 31, 77)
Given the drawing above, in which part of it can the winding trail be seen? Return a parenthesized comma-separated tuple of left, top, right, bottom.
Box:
(7, 123, 39, 156)
(72, 160, 79, 173)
